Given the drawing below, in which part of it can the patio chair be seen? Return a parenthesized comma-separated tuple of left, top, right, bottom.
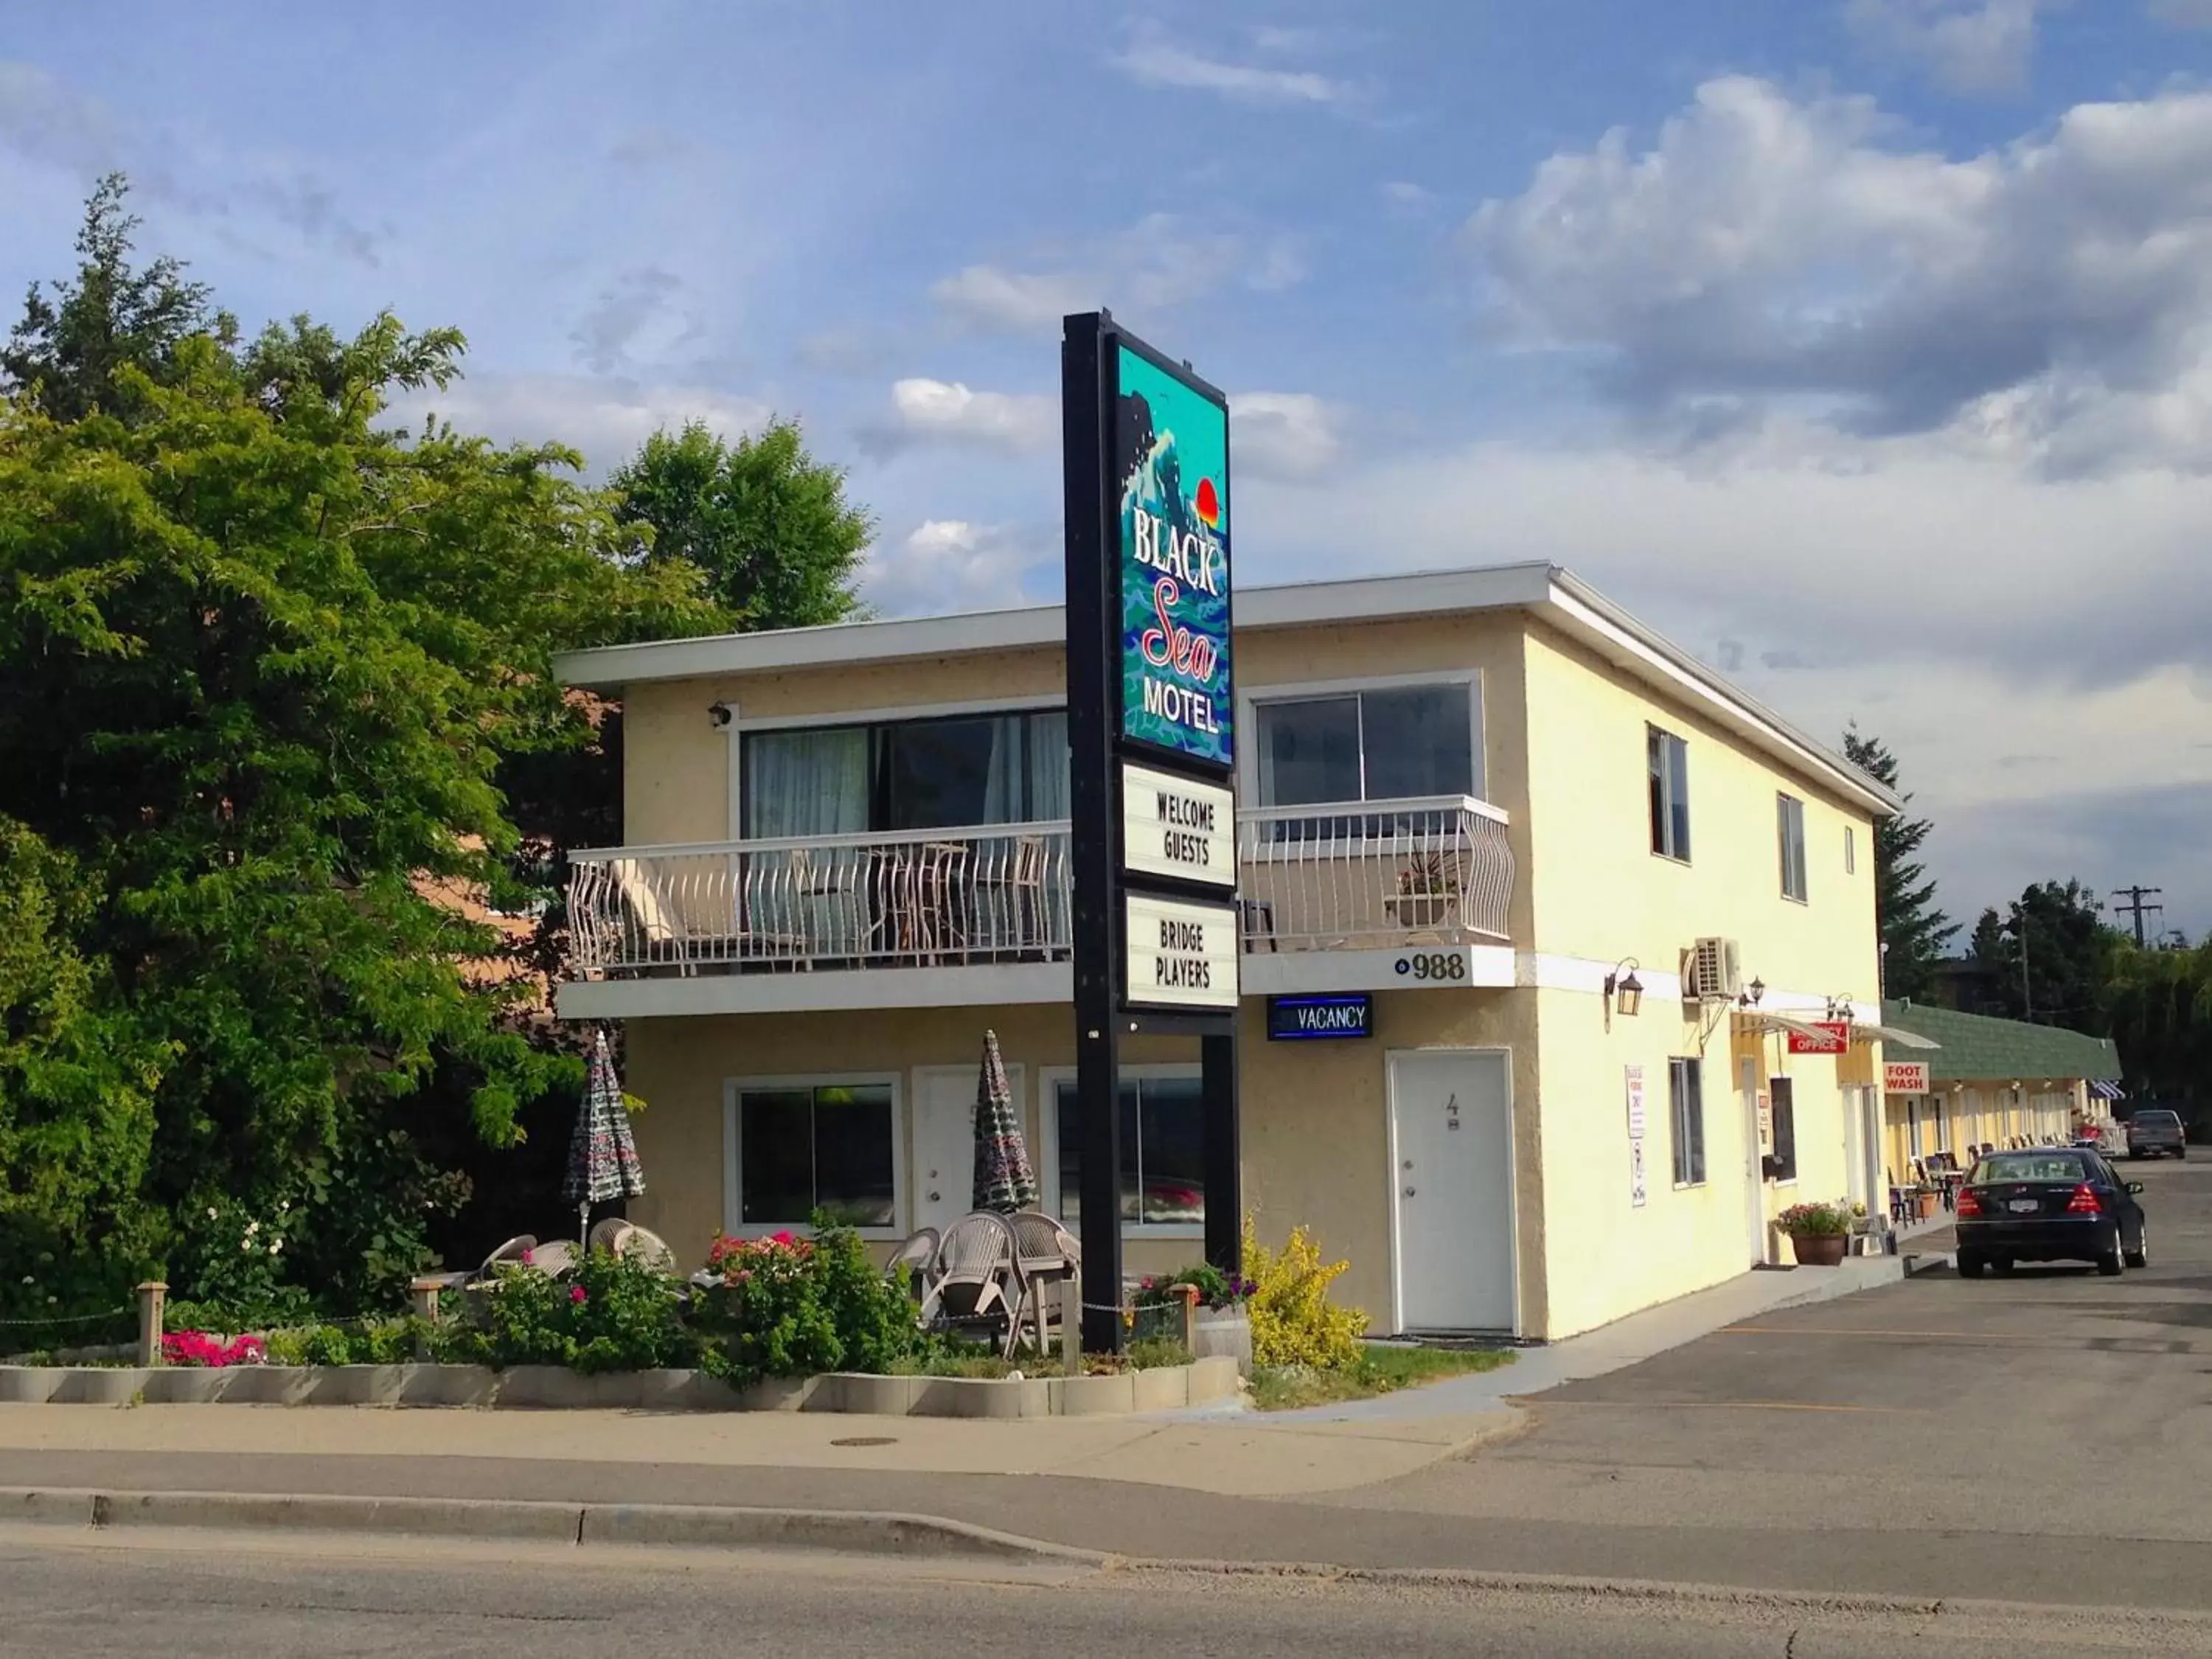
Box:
(919, 1211, 1022, 1358)
(1008, 1211, 1081, 1354)
(588, 1219, 676, 1271)
(609, 856, 807, 976)
(526, 1239, 577, 1277)
(886, 1227, 941, 1304)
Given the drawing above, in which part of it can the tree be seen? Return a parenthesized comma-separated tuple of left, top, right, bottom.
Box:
(611, 418, 870, 630)
(1, 174, 233, 423)
(1843, 727, 1956, 1001)
(0, 190, 720, 1314)
(1967, 880, 2118, 1032)
(2104, 940, 2211, 1113)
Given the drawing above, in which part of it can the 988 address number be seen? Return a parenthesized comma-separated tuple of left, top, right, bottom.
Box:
(1395, 952, 1467, 981)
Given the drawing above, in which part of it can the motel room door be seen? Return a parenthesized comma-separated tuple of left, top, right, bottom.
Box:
(911, 1064, 1026, 1238)
(1388, 1050, 1515, 1334)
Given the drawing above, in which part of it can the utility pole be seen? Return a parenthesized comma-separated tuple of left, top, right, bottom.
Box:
(2110, 885, 2163, 948)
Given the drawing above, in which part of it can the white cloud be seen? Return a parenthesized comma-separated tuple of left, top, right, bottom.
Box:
(1844, 0, 2048, 95)
(1110, 24, 1357, 107)
(390, 373, 770, 478)
(1465, 77, 2212, 473)
(862, 519, 1048, 616)
(858, 378, 1057, 459)
(931, 215, 1301, 336)
(1229, 392, 1343, 479)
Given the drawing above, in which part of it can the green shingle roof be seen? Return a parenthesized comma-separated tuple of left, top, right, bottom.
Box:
(1882, 1000, 2121, 1085)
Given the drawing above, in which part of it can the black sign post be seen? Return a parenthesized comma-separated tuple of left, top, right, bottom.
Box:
(1062, 310, 1240, 1353)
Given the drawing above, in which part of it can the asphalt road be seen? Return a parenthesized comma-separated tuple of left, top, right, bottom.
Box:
(6, 1161, 2208, 1615)
(2, 1531, 2205, 1658)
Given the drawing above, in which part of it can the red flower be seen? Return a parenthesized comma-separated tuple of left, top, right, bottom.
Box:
(569, 1284, 588, 1304)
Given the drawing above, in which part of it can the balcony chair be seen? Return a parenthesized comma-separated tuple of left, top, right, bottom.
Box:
(608, 857, 807, 976)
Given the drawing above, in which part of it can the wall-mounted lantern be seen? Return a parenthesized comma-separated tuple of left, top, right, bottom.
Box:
(1602, 959, 1644, 1030)
(1739, 976, 1766, 1009)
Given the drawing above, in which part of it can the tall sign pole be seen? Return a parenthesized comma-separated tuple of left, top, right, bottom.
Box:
(1062, 311, 1241, 1353)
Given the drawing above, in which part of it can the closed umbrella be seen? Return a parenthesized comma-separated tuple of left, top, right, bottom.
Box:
(563, 1026, 646, 1245)
(970, 1029, 1039, 1214)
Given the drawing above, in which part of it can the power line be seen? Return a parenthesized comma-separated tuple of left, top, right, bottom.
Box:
(2109, 885, 2164, 948)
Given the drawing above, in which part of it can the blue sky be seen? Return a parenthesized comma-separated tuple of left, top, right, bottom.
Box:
(6, 1, 2211, 940)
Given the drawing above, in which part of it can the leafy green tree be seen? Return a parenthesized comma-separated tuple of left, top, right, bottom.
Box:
(611, 418, 870, 629)
(1, 174, 234, 423)
(1967, 880, 2117, 1032)
(2104, 941, 2211, 1113)
(0, 192, 720, 1313)
(1843, 728, 1956, 1001)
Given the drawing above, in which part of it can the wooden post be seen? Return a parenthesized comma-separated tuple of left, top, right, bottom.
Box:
(136, 1281, 167, 1367)
(409, 1276, 443, 1325)
(1178, 1283, 1200, 1353)
(1060, 1275, 1081, 1378)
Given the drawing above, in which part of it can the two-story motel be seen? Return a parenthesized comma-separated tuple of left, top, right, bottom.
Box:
(553, 562, 1907, 1342)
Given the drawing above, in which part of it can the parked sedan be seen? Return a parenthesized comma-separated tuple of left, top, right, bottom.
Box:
(2126, 1108, 2188, 1161)
(1955, 1150, 2147, 1279)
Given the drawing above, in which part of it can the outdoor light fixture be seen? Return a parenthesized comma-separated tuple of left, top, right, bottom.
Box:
(1739, 976, 1766, 1009)
(1601, 959, 1644, 1029)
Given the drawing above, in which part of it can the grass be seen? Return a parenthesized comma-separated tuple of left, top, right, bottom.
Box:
(1249, 1341, 1514, 1411)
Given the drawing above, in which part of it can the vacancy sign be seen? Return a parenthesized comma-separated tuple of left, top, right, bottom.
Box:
(1121, 762, 1234, 889)
(1884, 1061, 1931, 1093)
(1123, 891, 1239, 1011)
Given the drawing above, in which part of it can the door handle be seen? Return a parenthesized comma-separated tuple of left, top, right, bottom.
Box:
(928, 1191, 941, 1203)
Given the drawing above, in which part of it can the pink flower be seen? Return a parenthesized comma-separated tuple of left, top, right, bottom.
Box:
(519, 1248, 535, 1265)
(568, 1284, 588, 1304)
(771, 1231, 796, 1247)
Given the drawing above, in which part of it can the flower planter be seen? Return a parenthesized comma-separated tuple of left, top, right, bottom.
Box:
(1915, 1191, 1941, 1220)
(1190, 1306, 1253, 1371)
(1789, 1231, 1848, 1267)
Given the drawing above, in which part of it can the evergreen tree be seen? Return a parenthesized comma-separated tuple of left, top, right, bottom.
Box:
(1843, 727, 1956, 1000)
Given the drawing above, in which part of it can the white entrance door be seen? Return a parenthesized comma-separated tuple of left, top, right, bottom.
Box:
(1740, 1056, 1767, 1265)
(1388, 1051, 1514, 1333)
(911, 1064, 1026, 1237)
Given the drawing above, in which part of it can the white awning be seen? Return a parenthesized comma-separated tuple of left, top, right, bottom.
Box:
(1739, 1012, 1849, 1051)
(1848, 1020, 1941, 1051)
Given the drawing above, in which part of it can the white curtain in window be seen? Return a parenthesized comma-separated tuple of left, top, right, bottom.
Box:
(745, 728, 869, 838)
(981, 716, 1025, 825)
(1029, 712, 1069, 819)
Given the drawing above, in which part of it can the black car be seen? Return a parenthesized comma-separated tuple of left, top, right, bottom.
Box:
(1955, 1149, 2147, 1278)
(2126, 1108, 2187, 1160)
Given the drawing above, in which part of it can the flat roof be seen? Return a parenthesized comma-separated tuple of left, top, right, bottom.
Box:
(554, 562, 1902, 816)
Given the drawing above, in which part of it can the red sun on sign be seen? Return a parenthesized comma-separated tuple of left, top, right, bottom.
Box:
(1194, 476, 1222, 529)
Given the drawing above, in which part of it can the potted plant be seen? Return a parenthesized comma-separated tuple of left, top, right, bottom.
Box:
(1392, 852, 1461, 929)
(1776, 1200, 1854, 1267)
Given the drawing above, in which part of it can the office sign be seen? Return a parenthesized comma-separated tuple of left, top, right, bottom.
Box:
(1884, 1060, 1930, 1093)
(1121, 761, 1235, 888)
(1116, 343, 1232, 771)
(1122, 891, 1239, 1011)
(1267, 993, 1371, 1041)
(1787, 1020, 1850, 1055)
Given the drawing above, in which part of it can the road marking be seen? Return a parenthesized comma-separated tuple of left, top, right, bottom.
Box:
(1526, 1399, 1926, 1414)
(1721, 1324, 2037, 1340)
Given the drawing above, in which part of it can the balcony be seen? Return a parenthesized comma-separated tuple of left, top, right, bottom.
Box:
(561, 795, 1514, 1014)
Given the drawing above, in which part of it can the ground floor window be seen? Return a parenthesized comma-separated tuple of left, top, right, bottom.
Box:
(730, 1079, 897, 1231)
(1051, 1071, 1204, 1230)
(1767, 1076, 1798, 1182)
(1670, 1057, 1705, 1186)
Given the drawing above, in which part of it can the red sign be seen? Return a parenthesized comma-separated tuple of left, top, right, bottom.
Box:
(1885, 1060, 1930, 1093)
(1787, 1020, 1850, 1055)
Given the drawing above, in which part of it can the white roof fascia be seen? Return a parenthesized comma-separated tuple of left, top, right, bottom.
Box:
(552, 605, 1064, 691)
(1539, 571, 1904, 818)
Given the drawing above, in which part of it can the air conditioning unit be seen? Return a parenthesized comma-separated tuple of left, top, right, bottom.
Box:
(1682, 936, 1742, 1001)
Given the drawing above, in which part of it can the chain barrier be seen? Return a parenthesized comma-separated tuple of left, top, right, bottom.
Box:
(0, 1304, 133, 1329)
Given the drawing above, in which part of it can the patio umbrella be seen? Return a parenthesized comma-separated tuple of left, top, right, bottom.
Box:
(563, 1026, 646, 1245)
(970, 1029, 1039, 1214)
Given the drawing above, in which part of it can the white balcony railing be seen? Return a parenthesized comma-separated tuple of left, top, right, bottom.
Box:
(567, 795, 1513, 980)
(568, 824, 1074, 977)
(1236, 795, 1513, 953)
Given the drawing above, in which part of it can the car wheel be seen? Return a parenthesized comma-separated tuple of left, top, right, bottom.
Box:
(2097, 1242, 2125, 1276)
(2125, 1228, 2149, 1270)
(1992, 1256, 2014, 1275)
(1958, 1253, 1986, 1279)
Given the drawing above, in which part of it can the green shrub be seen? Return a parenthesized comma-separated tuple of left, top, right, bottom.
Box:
(1124, 1337, 1194, 1371)
(437, 1249, 695, 1374)
(692, 1218, 924, 1388)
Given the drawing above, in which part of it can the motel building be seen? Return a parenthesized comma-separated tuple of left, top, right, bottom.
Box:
(554, 562, 1908, 1343)
(1874, 999, 2124, 1174)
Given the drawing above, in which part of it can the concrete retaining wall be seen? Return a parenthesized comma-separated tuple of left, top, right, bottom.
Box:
(0, 1355, 1242, 1417)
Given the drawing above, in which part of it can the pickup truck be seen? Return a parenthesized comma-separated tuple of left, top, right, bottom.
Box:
(2126, 1108, 2188, 1161)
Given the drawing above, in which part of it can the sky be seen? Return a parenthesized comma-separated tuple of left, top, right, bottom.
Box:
(4, 0, 2211, 942)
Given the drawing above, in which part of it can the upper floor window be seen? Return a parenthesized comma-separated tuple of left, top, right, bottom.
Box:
(741, 709, 1068, 838)
(1778, 793, 1808, 902)
(1254, 684, 1478, 807)
(1647, 726, 1691, 861)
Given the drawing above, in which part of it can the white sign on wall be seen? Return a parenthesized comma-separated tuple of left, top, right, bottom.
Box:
(1626, 1064, 1647, 1209)
(1122, 891, 1240, 1011)
(1120, 762, 1236, 889)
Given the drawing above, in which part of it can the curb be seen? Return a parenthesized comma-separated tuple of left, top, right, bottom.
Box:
(0, 1486, 1100, 1563)
(8, 1484, 2204, 1629)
